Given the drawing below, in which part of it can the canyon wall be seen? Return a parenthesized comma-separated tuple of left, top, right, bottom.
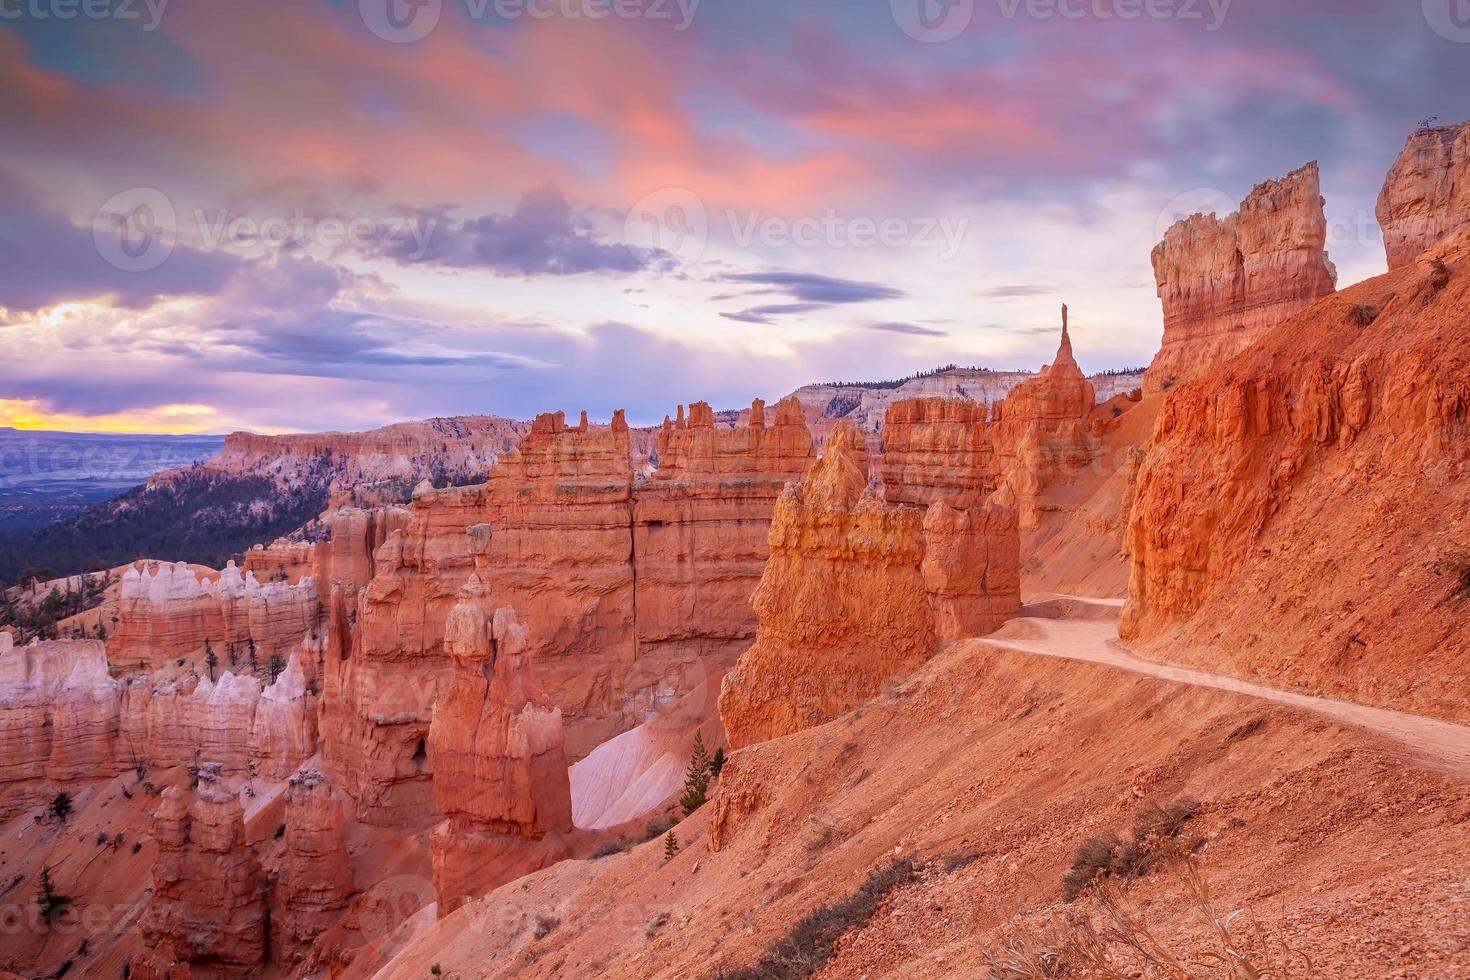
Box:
(428, 602, 573, 913)
(109, 561, 319, 674)
(1146, 163, 1337, 392)
(323, 404, 815, 827)
(1377, 121, 1470, 270)
(1123, 217, 1470, 719)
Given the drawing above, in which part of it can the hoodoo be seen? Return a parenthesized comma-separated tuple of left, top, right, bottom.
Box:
(1377, 120, 1470, 270)
(428, 599, 573, 913)
(1146, 163, 1337, 392)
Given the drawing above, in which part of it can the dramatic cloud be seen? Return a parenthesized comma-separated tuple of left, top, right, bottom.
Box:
(368, 184, 655, 276)
(0, 173, 243, 313)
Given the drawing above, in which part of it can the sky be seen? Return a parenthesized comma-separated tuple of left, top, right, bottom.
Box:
(1, 0, 1467, 434)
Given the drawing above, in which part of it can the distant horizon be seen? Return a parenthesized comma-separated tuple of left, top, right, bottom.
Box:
(0, 354, 1152, 437)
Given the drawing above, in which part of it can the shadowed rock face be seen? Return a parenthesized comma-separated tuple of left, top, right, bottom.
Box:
(1377, 121, 1470, 271)
(1146, 163, 1337, 393)
(718, 422, 1020, 749)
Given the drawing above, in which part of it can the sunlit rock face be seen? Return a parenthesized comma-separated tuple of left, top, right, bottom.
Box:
(719, 422, 1020, 748)
(1146, 163, 1337, 393)
(0, 639, 118, 816)
(1377, 121, 1470, 270)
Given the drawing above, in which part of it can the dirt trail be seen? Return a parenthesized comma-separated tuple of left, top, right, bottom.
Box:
(963, 596, 1470, 776)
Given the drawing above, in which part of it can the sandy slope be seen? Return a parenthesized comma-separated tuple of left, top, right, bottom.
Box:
(371, 598, 1470, 980)
(973, 598, 1470, 775)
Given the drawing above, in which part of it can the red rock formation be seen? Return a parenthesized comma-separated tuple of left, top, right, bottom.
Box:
(990, 310, 1098, 528)
(1122, 227, 1470, 720)
(142, 768, 267, 975)
(313, 505, 413, 588)
(428, 602, 572, 913)
(321, 484, 485, 826)
(474, 411, 636, 759)
(718, 425, 933, 748)
(271, 770, 353, 968)
(880, 397, 995, 509)
(922, 492, 1022, 641)
(0, 639, 118, 815)
(323, 403, 814, 825)
(127, 942, 193, 980)
(633, 397, 815, 717)
(109, 561, 318, 674)
(1377, 121, 1470, 270)
(1146, 163, 1337, 392)
(249, 651, 318, 779)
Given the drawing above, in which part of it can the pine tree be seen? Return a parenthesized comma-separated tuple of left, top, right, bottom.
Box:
(679, 732, 712, 815)
(204, 640, 219, 682)
(710, 746, 726, 777)
(663, 830, 679, 859)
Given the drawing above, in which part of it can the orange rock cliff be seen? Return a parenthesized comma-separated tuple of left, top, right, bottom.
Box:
(1146, 162, 1337, 392)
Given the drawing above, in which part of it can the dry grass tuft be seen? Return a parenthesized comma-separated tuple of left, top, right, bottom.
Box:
(990, 860, 1315, 979)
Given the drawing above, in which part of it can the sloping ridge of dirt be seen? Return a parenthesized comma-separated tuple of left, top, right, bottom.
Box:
(370, 601, 1470, 980)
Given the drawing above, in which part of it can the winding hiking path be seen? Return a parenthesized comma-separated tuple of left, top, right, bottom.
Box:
(959, 596, 1470, 776)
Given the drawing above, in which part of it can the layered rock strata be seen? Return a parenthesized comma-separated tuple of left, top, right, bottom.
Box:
(271, 770, 354, 968)
(1146, 163, 1337, 392)
(141, 769, 267, 975)
(109, 561, 318, 673)
(325, 405, 815, 825)
(428, 602, 572, 913)
(1377, 121, 1470, 270)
